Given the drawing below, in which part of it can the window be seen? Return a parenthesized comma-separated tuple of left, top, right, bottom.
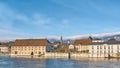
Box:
(92, 50, 94, 54)
(104, 51, 106, 54)
(111, 46, 113, 53)
(92, 46, 94, 49)
(108, 46, 110, 53)
(100, 50, 102, 56)
(100, 46, 102, 49)
(97, 46, 99, 50)
(39, 52, 41, 54)
(117, 45, 119, 52)
(104, 46, 106, 49)
(108, 46, 110, 50)
(15, 51, 17, 54)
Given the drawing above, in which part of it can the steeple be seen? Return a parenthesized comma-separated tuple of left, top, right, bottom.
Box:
(60, 36, 63, 45)
(88, 34, 93, 40)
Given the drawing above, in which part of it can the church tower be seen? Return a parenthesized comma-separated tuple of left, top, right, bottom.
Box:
(60, 36, 63, 46)
(88, 34, 93, 40)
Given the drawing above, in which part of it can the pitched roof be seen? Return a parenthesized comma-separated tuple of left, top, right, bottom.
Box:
(108, 38, 118, 42)
(73, 39, 92, 45)
(0, 42, 13, 47)
(91, 42, 120, 45)
(13, 39, 49, 46)
(0, 42, 9, 45)
(0, 45, 8, 47)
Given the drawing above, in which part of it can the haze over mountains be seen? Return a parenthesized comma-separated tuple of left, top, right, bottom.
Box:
(1, 32, 120, 42)
(48, 32, 120, 43)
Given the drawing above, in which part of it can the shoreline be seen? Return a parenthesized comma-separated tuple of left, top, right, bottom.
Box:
(1, 55, 120, 61)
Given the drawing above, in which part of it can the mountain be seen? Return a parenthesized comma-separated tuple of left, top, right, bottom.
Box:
(1, 32, 120, 42)
(47, 32, 120, 43)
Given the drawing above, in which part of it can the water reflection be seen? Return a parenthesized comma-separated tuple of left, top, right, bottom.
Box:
(0, 56, 120, 68)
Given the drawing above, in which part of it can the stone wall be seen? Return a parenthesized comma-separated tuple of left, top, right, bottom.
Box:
(44, 52, 89, 58)
(45, 52, 68, 57)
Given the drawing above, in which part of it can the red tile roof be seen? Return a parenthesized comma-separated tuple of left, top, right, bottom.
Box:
(13, 39, 49, 46)
(73, 39, 92, 45)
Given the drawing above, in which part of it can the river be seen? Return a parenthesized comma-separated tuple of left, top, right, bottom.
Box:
(0, 56, 120, 68)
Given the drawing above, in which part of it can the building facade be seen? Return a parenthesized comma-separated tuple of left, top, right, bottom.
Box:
(89, 39, 120, 58)
(75, 45, 89, 53)
(73, 37, 92, 52)
(0, 45, 9, 53)
(11, 39, 50, 56)
(89, 43, 120, 58)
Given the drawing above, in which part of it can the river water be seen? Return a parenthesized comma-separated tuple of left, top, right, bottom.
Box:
(0, 56, 120, 68)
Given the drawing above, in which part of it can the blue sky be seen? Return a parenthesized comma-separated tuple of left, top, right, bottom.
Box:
(0, 0, 120, 40)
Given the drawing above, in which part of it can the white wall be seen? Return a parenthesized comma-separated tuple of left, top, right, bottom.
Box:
(89, 44, 120, 58)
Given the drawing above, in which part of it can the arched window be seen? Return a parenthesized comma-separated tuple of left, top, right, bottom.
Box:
(31, 52, 34, 55)
(39, 52, 41, 54)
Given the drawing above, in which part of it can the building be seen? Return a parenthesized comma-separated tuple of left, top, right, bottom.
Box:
(0, 45, 9, 53)
(0, 42, 11, 54)
(89, 38, 120, 58)
(11, 39, 50, 56)
(73, 37, 92, 53)
(92, 38, 104, 43)
(68, 44, 74, 49)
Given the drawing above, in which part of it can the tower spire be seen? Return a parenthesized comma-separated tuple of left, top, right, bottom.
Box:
(89, 34, 93, 40)
(60, 35, 63, 45)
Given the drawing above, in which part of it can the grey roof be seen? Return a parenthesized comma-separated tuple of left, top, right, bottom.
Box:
(92, 38, 102, 40)
(91, 42, 120, 45)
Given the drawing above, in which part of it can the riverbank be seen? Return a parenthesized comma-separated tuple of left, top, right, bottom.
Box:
(2, 52, 120, 60)
(1, 55, 120, 62)
(0, 53, 10, 56)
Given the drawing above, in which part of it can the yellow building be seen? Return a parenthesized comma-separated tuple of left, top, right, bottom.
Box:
(75, 45, 89, 53)
(73, 37, 92, 53)
(11, 39, 50, 56)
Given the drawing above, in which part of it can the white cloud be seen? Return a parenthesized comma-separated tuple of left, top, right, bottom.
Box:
(0, 28, 32, 36)
(0, 2, 52, 41)
(47, 36, 60, 40)
(0, 2, 74, 42)
(0, 28, 34, 42)
(0, 2, 51, 28)
(30, 13, 50, 26)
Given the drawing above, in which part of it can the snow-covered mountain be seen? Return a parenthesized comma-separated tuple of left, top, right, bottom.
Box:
(47, 32, 120, 42)
(1, 32, 120, 42)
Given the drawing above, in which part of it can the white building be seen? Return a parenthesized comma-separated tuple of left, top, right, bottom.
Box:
(89, 39, 120, 58)
(0, 45, 9, 53)
(68, 44, 75, 49)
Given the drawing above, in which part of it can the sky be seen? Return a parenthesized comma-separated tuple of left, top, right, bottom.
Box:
(0, 0, 120, 41)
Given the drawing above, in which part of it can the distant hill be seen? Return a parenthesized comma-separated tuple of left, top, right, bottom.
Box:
(1, 32, 120, 43)
(47, 32, 120, 43)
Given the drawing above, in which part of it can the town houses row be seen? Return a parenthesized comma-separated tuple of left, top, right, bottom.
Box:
(0, 36, 120, 58)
